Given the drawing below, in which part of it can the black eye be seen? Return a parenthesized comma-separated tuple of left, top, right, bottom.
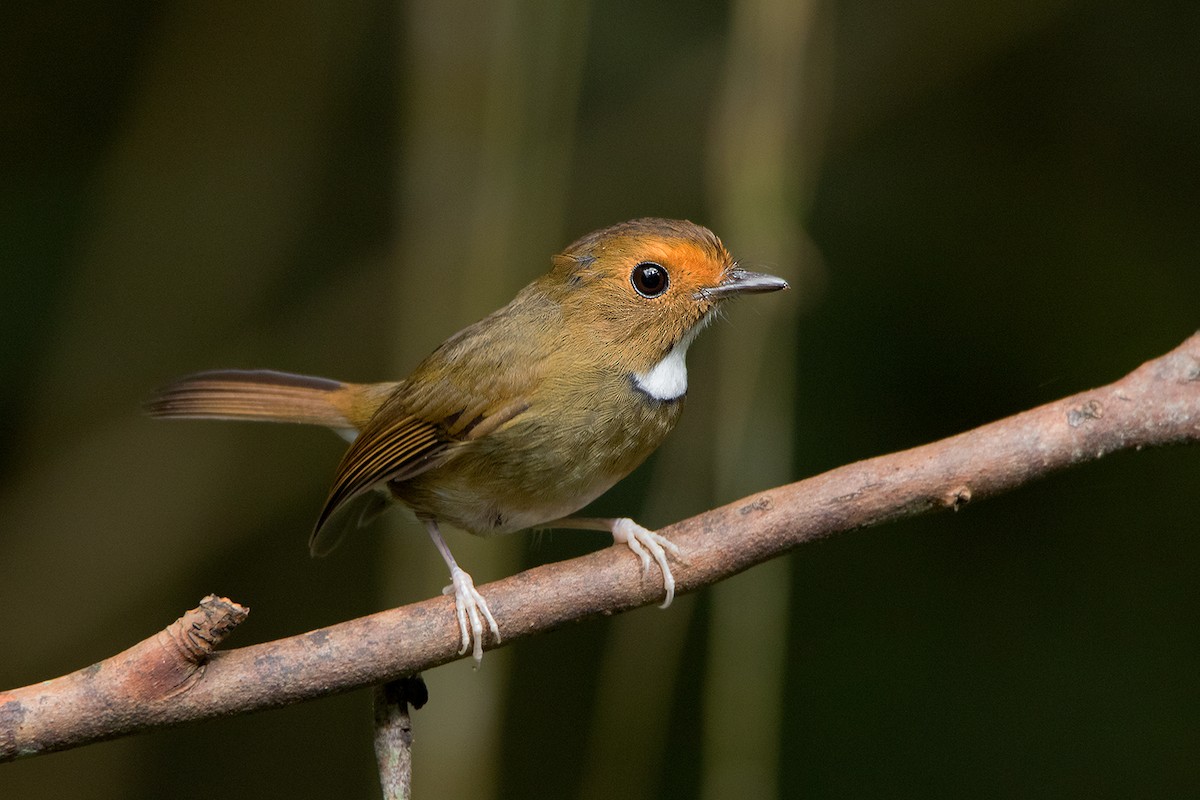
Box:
(630, 261, 669, 298)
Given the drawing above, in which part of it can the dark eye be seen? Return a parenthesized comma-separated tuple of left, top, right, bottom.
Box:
(630, 261, 669, 298)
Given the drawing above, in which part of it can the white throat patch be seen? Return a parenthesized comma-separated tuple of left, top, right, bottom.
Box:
(631, 316, 709, 402)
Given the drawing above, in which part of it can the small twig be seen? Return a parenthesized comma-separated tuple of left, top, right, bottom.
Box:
(2, 332, 1199, 762)
(373, 676, 428, 800)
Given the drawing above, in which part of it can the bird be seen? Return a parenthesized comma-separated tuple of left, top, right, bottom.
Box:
(147, 217, 788, 663)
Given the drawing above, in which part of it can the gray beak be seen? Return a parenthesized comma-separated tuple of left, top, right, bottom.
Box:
(702, 267, 789, 299)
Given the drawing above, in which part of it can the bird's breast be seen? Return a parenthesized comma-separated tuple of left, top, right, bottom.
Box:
(391, 371, 684, 535)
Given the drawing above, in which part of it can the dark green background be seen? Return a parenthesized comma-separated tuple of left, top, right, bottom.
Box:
(3, 1, 1198, 798)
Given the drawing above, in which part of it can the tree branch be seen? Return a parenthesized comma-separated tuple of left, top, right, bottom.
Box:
(3, 332, 1199, 763)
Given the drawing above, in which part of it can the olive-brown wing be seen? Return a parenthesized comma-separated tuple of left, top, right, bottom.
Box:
(309, 295, 553, 554)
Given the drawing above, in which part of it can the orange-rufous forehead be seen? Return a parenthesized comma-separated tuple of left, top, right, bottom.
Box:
(633, 237, 731, 285)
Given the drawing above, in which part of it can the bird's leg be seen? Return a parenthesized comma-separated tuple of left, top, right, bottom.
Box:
(424, 518, 500, 664)
(547, 517, 680, 608)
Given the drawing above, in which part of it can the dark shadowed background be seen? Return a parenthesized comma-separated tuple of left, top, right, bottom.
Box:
(3, 1, 1199, 798)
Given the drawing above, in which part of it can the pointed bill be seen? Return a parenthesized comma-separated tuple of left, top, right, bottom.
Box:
(700, 267, 789, 299)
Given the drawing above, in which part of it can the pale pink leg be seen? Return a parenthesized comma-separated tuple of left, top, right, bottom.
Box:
(424, 518, 500, 664)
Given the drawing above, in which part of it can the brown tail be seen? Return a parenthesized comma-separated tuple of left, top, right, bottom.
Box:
(146, 369, 388, 433)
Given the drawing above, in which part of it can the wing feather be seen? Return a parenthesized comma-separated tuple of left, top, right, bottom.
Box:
(309, 288, 559, 553)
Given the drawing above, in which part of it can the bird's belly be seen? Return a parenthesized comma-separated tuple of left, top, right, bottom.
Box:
(406, 471, 623, 536)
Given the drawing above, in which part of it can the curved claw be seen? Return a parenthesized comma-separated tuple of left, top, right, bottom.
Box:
(610, 518, 678, 608)
(443, 567, 501, 664)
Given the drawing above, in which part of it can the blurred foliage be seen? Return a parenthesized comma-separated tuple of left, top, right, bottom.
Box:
(2, 0, 1199, 798)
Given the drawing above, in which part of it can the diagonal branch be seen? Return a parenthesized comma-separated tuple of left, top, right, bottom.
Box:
(3, 332, 1199, 763)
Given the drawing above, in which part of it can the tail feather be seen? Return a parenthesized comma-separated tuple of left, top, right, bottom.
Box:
(146, 369, 378, 432)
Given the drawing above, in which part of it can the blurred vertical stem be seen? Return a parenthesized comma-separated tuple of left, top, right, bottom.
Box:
(389, 1, 588, 797)
(373, 676, 428, 800)
(703, 0, 824, 799)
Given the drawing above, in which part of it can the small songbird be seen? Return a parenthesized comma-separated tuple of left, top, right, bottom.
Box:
(148, 218, 787, 663)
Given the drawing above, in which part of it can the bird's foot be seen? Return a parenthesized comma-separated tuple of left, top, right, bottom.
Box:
(442, 566, 500, 664)
(610, 518, 681, 608)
